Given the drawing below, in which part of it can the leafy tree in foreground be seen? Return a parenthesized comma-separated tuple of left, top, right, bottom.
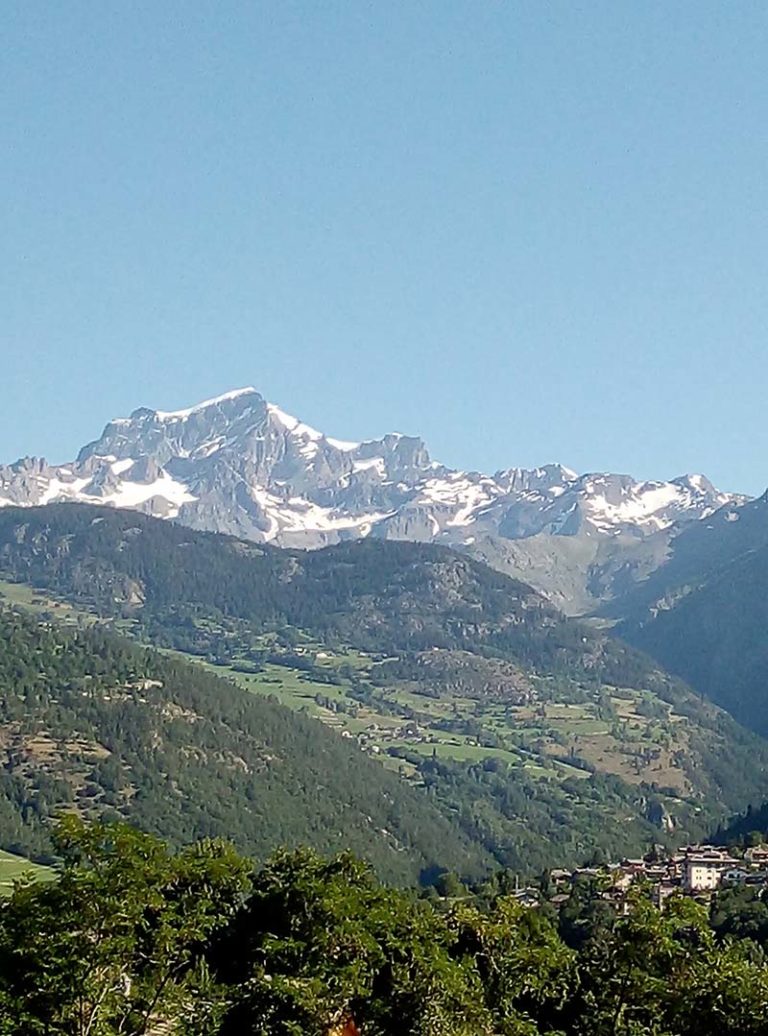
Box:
(573, 894, 768, 1036)
(212, 847, 495, 1036)
(7, 819, 768, 1035)
(710, 884, 768, 949)
(0, 817, 251, 1036)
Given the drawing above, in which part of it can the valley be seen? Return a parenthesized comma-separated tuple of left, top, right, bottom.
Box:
(0, 503, 765, 877)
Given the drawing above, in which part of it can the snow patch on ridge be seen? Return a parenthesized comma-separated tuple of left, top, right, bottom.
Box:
(12, 470, 198, 519)
(155, 388, 258, 421)
(327, 436, 361, 452)
(353, 457, 386, 476)
(99, 474, 197, 513)
(418, 475, 501, 527)
(267, 404, 324, 442)
(39, 478, 93, 505)
(585, 482, 695, 532)
(249, 483, 393, 541)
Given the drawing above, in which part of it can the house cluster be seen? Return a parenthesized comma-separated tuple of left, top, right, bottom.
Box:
(534, 844, 768, 911)
(341, 720, 430, 753)
(345, 720, 472, 753)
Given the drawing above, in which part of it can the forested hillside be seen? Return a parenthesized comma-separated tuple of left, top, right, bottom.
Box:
(0, 608, 490, 883)
(1, 504, 767, 872)
(0, 503, 708, 685)
(714, 799, 768, 847)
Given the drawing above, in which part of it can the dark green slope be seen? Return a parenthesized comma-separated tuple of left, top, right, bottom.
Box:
(622, 543, 768, 735)
(2, 503, 768, 871)
(605, 493, 768, 736)
(0, 608, 491, 883)
(0, 503, 678, 686)
(713, 799, 768, 846)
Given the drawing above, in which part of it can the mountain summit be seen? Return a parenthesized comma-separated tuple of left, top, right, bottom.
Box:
(0, 388, 745, 610)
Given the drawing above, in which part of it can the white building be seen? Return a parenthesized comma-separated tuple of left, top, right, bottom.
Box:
(682, 848, 736, 892)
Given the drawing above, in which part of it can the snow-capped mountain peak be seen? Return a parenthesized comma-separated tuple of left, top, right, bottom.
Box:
(0, 389, 747, 558)
(153, 386, 260, 422)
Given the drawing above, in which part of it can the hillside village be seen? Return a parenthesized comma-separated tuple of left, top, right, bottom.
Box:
(526, 843, 768, 913)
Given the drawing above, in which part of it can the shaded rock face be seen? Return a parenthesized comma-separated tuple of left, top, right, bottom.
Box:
(647, 801, 676, 833)
(0, 387, 747, 613)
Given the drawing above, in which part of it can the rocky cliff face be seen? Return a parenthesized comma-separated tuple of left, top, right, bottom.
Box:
(0, 387, 747, 612)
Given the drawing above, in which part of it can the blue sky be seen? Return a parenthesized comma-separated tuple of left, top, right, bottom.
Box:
(3, 2, 767, 493)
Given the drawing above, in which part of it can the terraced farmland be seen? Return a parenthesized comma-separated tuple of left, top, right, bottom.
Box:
(183, 645, 697, 798)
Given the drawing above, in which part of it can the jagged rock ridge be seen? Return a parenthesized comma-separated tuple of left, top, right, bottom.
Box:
(0, 387, 747, 611)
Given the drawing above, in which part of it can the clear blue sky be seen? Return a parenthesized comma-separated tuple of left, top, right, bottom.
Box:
(3, 2, 767, 493)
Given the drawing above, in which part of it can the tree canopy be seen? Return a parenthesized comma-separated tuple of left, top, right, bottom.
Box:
(6, 819, 768, 1036)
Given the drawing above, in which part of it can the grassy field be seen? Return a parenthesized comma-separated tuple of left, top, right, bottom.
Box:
(0, 850, 55, 895)
(0, 579, 101, 626)
(175, 647, 691, 795)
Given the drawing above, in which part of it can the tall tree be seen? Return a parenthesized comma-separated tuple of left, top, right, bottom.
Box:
(0, 817, 251, 1036)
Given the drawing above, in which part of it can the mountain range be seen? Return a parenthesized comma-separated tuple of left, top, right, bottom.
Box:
(0, 387, 748, 614)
